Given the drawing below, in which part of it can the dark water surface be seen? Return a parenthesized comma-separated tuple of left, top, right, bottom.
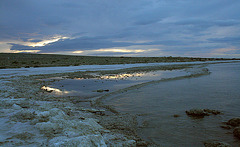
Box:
(105, 62, 240, 146)
(48, 62, 240, 146)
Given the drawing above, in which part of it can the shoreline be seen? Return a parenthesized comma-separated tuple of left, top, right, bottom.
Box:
(1, 74, 145, 146)
(0, 61, 238, 146)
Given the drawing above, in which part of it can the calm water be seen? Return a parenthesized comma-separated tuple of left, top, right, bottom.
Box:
(48, 69, 187, 98)
(48, 62, 240, 146)
(105, 62, 240, 146)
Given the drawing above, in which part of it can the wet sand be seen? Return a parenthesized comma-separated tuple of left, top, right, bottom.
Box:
(0, 61, 239, 146)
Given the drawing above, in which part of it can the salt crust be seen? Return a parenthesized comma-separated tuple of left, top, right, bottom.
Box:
(0, 75, 137, 146)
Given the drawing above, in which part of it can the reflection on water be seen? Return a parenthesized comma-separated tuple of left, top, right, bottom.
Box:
(48, 69, 187, 97)
(100, 72, 158, 80)
(41, 86, 70, 95)
(105, 62, 240, 146)
(100, 73, 145, 80)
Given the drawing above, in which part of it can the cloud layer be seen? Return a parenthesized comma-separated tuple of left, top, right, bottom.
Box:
(0, 0, 240, 57)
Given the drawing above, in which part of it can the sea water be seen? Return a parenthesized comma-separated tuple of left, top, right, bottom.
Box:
(47, 69, 187, 98)
(105, 62, 240, 146)
(47, 62, 240, 146)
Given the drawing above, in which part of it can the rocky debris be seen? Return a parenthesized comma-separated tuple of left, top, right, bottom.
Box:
(222, 118, 240, 140)
(204, 109, 221, 115)
(17, 100, 33, 108)
(220, 125, 232, 130)
(33, 108, 107, 139)
(233, 127, 240, 139)
(0, 98, 21, 108)
(102, 133, 138, 147)
(12, 104, 22, 110)
(82, 108, 105, 115)
(32, 111, 52, 124)
(11, 109, 36, 121)
(12, 132, 35, 140)
(136, 140, 149, 146)
(186, 109, 221, 118)
(0, 86, 138, 147)
(48, 135, 107, 147)
(173, 114, 180, 118)
(114, 140, 136, 147)
(204, 140, 231, 147)
(35, 121, 63, 135)
(226, 118, 240, 127)
(186, 109, 209, 117)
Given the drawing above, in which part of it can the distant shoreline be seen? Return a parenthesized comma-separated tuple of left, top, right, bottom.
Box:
(1, 53, 239, 69)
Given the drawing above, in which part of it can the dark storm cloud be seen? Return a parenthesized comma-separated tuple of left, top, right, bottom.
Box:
(1, 0, 240, 57)
(10, 36, 138, 52)
(28, 39, 43, 43)
(173, 19, 240, 27)
(19, 38, 43, 42)
(208, 36, 240, 46)
(9, 43, 33, 50)
(208, 36, 240, 43)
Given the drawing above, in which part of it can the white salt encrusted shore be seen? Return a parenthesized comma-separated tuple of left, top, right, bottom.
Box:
(0, 72, 140, 146)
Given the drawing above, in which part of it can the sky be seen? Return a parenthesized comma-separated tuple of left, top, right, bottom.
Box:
(0, 0, 240, 57)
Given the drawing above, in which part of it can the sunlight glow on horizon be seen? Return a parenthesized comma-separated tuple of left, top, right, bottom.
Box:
(12, 50, 41, 53)
(28, 36, 69, 47)
(95, 49, 145, 53)
(72, 51, 84, 54)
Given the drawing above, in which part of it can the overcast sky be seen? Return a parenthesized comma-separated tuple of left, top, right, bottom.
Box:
(0, 0, 240, 57)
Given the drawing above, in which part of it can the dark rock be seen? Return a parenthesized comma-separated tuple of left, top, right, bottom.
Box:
(96, 89, 104, 93)
(186, 109, 221, 118)
(186, 109, 209, 118)
(82, 108, 105, 115)
(204, 141, 231, 147)
(226, 118, 240, 127)
(173, 114, 180, 118)
(204, 109, 221, 115)
(220, 125, 232, 130)
(233, 127, 240, 139)
(96, 89, 109, 93)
